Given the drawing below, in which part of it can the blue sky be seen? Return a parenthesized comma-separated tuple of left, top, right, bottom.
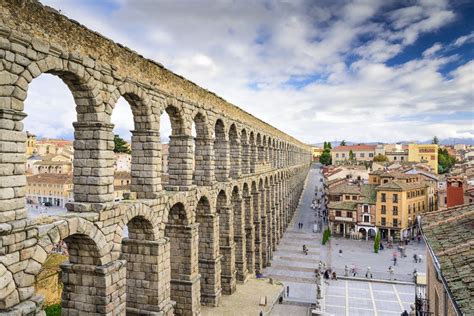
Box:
(25, 0, 474, 144)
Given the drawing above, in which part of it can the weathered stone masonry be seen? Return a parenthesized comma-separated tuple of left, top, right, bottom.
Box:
(0, 1, 312, 315)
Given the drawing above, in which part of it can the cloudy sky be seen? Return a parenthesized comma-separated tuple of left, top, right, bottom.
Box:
(25, 0, 473, 144)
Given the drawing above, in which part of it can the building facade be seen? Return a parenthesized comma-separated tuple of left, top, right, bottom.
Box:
(331, 145, 376, 164)
(26, 173, 73, 207)
(371, 171, 428, 240)
(408, 144, 438, 174)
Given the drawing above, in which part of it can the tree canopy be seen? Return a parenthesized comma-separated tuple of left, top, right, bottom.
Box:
(373, 153, 388, 162)
(340, 140, 346, 146)
(438, 147, 455, 174)
(432, 136, 439, 145)
(114, 134, 131, 154)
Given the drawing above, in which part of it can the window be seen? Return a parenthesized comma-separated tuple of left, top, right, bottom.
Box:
(393, 194, 398, 203)
(408, 205, 411, 214)
(342, 153, 346, 158)
(352, 195, 357, 200)
(360, 153, 365, 158)
(345, 195, 350, 200)
(393, 206, 398, 215)
(381, 205, 386, 214)
(363, 215, 370, 223)
(347, 211, 352, 218)
(363, 205, 369, 212)
(336, 211, 341, 217)
(381, 217, 386, 226)
(369, 153, 374, 157)
(381, 193, 386, 202)
(336, 153, 339, 158)
(394, 156, 397, 160)
(393, 219, 398, 227)
(401, 156, 404, 161)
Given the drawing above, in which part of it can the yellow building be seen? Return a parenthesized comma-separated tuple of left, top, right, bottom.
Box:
(26, 173, 73, 207)
(408, 144, 438, 174)
(25, 131, 36, 156)
(312, 147, 323, 161)
(370, 171, 428, 241)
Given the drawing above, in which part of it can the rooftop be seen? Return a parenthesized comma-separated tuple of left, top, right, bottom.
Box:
(328, 201, 358, 211)
(333, 145, 377, 152)
(421, 204, 474, 314)
(27, 173, 72, 185)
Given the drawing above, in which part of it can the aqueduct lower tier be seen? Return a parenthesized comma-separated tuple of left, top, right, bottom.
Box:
(0, 1, 313, 315)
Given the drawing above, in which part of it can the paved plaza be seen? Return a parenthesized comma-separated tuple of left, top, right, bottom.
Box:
(321, 237, 427, 282)
(325, 279, 414, 316)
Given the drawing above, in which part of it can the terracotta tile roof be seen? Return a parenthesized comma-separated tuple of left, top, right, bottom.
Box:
(421, 204, 474, 314)
(328, 201, 358, 211)
(329, 182, 361, 195)
(359, 184, 377, 204)
(333, 145, 377, 151)
(376, 179, 427, 191)
(27, 173, 72, 185)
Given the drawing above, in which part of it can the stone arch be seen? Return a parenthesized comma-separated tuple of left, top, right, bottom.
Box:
(15, 55, 103, 120)
(242, 182, 255, 274)
(249, 131, 257, 173)
(231, 185, 247, 281)
(196, 195, 222, 305)
(214, 119, 229, 182)
(14, 56, 110, 204)
(164, 201, 200, 314)
(110, 82, 157, 130)
(229, 124, 240, 179)
(36, 218, 110, 266)
(193, 111, 214, 185)
(110, 83, 161, 198)
(240, 129, 250, 175)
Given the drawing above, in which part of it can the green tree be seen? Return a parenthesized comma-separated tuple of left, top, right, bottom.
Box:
(320, 149, 332, 165)
(340, 140, 346, 146)
(323, 141, 327, 149)
(349, 149, 355, 160)
(438, 147, 455, 174)
(114, 134, 131, 154)
(373, 231, 381, 253)
(328, 142, 332, 149)
(432, 136, 439, 145)
(322, 227, 332, 245)
(373, 153, 388, 162)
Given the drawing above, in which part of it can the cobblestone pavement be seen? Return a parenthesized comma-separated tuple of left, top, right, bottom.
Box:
(325, 279, 414, 316)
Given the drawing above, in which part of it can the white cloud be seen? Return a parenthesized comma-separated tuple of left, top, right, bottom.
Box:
(25, 0, 472, 144)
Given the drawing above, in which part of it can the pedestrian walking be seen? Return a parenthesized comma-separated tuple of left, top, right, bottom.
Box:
(413, 254, 418, 263)
(344, 265, 349, 277)
(286, 286, 289, 297)
(331, 271, 337, 280)
(388, 266, 394, 280)
(393, 257, 397, 265)
(365, 266, 372, 279)
(417, 235, 421, 244)
(418, 255, 423, 263)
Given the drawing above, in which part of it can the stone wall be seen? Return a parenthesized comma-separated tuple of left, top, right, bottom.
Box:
(0, 1, 313, 315)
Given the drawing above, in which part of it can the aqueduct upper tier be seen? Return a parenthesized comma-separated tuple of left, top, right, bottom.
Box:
(0, 1, 312, 315)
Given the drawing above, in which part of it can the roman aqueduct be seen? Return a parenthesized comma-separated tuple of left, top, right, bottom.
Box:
(0, 1, 312, 315)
